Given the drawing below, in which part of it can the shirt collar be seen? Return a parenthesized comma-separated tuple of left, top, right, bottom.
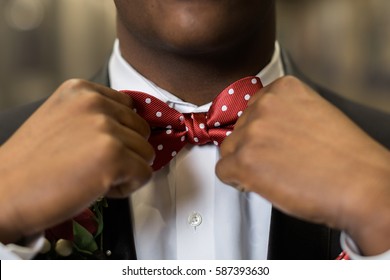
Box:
(109, 39, 284, 112)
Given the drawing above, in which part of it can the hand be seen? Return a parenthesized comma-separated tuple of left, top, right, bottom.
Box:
(216, 76, 390, 256)
(0, 79, 154, 244)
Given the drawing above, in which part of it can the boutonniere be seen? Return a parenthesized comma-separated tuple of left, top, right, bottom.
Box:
(39, 198, 108, 259)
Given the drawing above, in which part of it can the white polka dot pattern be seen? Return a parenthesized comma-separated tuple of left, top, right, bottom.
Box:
(121, 76, 262, 170)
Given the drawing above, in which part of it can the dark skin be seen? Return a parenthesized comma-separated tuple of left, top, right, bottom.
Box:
(114, 0, 276, 105)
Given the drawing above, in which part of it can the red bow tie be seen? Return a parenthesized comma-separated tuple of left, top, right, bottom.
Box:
(121, 76, 263, 170)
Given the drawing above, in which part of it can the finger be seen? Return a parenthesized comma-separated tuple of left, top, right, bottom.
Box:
(236, 88, 268, 128)
(247, 87, 267, 107)
(55, 80, 151, 137)
(84, 82, 151, 138)
(59, 79, 135, 108)
(220, 127, 241, 158)
(233, 86, 280, 134)
(109, 119, 155, 163)
(221, 109, 259, 158)
(87, 81, 134, 108)
(221, 85, 262, 156)
(101, 98, 151, 139)
(106, 149, 153, 198)
(215, 154, 244, 189)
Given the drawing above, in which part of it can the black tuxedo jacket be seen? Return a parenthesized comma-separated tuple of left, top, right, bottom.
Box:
(1, 51, 389, 260)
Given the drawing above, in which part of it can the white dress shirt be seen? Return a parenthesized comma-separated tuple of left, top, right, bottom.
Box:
(0, 234, 43, 260)
(340, 232, 390, 260)
(109, 39, 284, 259)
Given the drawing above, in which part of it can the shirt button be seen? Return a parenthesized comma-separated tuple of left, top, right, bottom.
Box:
(188, 212, 202, 227)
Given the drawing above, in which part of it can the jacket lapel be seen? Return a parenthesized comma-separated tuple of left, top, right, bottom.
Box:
(102, 198, 137, 259)
(267, 209, 341, 259)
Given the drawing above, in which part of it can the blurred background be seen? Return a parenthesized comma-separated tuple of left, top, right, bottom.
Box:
(0, 0, 389, 112)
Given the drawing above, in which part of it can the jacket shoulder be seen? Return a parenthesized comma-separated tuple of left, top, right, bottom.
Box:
(0, 65, 110, 145)
(282, 49, 390, 149)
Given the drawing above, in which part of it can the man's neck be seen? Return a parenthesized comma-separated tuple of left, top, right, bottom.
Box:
(117, 13, 275, 105)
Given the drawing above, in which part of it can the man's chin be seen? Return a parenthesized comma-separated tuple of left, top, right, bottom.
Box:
(155, 28, 253, 58)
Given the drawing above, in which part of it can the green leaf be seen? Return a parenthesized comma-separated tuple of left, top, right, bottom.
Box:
(93, 203, 104, 237)
(102, 198, 108, 208)
(72, 220, 98, 253)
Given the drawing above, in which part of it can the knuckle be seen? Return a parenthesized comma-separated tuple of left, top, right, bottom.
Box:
(235, 124, 273, 157)
(78, 91, 105, 110)
(95, 134, 122, 162)
(251, 92, 278, 116)
(235, 145, 255, 168)
(60, 79, 90, 92)
(92, 114, 114, 131)
(55, 79, 106, 110)
(242, 119, 268, 141)
(274, 75, 301, 89)
(272, 76, 309, 98)
(259, 92, 277, 109)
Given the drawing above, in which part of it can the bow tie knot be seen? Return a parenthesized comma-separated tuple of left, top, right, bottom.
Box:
(184, 113, 208, 144)
(183, 112, 216, 145)
(122, 76, 262, 170)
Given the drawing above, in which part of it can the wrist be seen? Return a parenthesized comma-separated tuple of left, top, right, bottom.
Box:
(350, 221, 390, 256)
(0, 206, 24, 244)
(342, 153, 390, 255)
(0, 218, 24, 244)
(341, 232, 390, 259)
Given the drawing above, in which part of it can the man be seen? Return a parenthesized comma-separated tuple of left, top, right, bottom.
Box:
(0, 0, 389, 259)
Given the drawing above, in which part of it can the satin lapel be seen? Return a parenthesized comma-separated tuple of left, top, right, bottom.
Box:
(267, 208, 341, 260)
(90, 63, 110, 86)
(102, 198, 137, 259)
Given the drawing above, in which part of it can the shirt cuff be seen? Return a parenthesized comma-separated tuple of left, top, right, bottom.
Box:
(0, 234, 44, 260)
(340, 231, 390, 260)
